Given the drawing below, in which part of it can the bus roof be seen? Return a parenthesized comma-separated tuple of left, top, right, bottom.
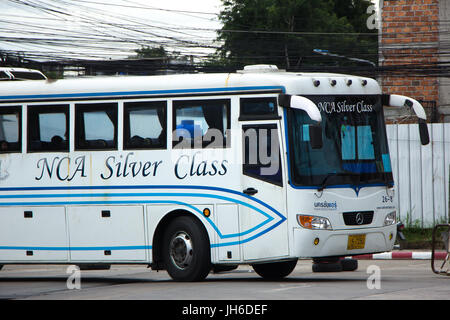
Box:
(0, 65, 380, 103)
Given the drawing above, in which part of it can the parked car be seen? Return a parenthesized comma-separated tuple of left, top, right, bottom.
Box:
(0, 67, 47, 80)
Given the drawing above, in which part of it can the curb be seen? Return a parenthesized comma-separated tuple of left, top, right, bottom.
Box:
(347, 251, 448, 260)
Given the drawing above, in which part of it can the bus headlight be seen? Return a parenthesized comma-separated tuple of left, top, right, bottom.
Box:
(384, 211, 396, 226)
(297, 215, 333, 230)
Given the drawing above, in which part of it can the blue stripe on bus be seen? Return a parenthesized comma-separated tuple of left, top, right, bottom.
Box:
(0, 185, 286, 250)
(0, 185, 286, 220)
(0, 86, 285, 101)
(0, 218, 287, 251)
(0, 245, 150, 251)
(0, 193, 274, 239)
(0, 196, 273, 239)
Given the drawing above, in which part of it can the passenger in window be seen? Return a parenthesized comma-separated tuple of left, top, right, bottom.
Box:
(51, 135, 64, 150)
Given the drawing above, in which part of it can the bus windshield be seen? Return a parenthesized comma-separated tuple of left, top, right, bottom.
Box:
(287, 95, 393, 189)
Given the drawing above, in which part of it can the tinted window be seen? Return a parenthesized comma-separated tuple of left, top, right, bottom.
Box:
(75, 103, 117, 150)
(28, 105, 69, 152)
(287, 95, 392, 187)
(243, 124, 282, 186)
(240, 97, 278, 120)
(0, 106, 21, 153)
(173, 99, 230, 149)
(11, 71, 46, 80)
(124, 101, 166, 149)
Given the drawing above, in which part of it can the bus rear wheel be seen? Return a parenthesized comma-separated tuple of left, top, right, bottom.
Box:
(340, 258, 358, 271)
(162, 216, 211, 282)
(312, 257, 343, 272)
(252, 260, 297, 280)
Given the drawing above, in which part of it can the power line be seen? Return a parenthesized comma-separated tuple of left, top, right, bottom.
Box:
(73, 0, 219, 16)
(1, 0, 450, 78)
(1, 0, 220, 60)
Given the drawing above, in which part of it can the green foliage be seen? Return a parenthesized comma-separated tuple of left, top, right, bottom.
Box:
(214, 0, 376, 69)
(133, 46, 168, 59)
(404, 207, 423, 229)
(333, 0, 374, 33)
(402, 227, 433, 242)
(44, 71, 64, 79)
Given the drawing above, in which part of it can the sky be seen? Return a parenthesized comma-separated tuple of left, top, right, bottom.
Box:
(0, 0, 224, 61)
(0, 0, 380, 62)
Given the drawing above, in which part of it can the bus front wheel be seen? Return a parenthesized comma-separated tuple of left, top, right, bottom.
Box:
(252, 260, 297, 280)
(162, 216, 211, 282)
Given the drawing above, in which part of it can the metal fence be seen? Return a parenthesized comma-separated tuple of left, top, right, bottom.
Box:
(387, 123, 450, 227)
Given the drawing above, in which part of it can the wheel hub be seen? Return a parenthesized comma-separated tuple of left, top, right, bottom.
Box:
(169, 232, 193, 270)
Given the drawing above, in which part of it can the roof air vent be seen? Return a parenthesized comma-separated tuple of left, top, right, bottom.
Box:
(239, 65, 282, 73)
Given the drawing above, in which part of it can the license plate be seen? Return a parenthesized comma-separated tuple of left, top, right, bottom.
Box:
(347, 234, 366, 250)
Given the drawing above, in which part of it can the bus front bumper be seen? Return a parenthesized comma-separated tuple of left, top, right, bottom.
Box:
(292, 225, 397, 258)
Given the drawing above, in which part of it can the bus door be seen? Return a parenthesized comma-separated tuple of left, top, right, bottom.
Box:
(240, 120, 288, 261)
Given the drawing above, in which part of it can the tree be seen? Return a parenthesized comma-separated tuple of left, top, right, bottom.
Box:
(214, 0, 376, 70)
(132, 45, 168, 59)
(333, 0, 374, 33)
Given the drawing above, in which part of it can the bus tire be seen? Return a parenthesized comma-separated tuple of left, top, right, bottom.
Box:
(212, 264, 238, 273)
(252, 259, 297, 280)
(162, 216, 211, 282)
(312, 259, 343, 273)
(340, 258, 358, 271)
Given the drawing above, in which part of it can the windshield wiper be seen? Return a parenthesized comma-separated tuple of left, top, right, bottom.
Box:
(317, 172, 360, 192)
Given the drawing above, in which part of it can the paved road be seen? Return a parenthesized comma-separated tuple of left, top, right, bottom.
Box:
(0, 260, 449, 301)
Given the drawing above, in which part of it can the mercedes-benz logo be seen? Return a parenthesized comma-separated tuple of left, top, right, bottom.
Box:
(355, 212, 364, 225)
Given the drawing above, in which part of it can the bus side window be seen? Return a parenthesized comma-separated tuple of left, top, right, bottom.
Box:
(0, 106, 21, 153)
(242, 124, 282, 186)
(239, 97, 278, 121)
(123, 101, 166, 149)
(173, 99, 230, 149)
(27, 105, 69, 152)
(75, 103, 117, 150)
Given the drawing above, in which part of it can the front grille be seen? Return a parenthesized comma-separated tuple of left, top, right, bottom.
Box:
(343, 211, 374, 226)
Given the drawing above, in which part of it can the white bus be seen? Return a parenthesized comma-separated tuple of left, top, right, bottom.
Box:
(0, 65, 429, 281)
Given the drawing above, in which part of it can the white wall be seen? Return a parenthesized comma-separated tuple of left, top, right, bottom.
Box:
(387, 123, 450, 227)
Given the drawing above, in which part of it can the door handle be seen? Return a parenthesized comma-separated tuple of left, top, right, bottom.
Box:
(243, 187, 258, 196)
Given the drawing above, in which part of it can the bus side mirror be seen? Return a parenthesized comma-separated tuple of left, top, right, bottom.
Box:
(310, 124, 323, 149)
(418, 119, 430, 146)
(404, 99, 429, 145)
(385, 94, 430, 146)
(278, 94, 323, 148)
(278, 94, 322, 122)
